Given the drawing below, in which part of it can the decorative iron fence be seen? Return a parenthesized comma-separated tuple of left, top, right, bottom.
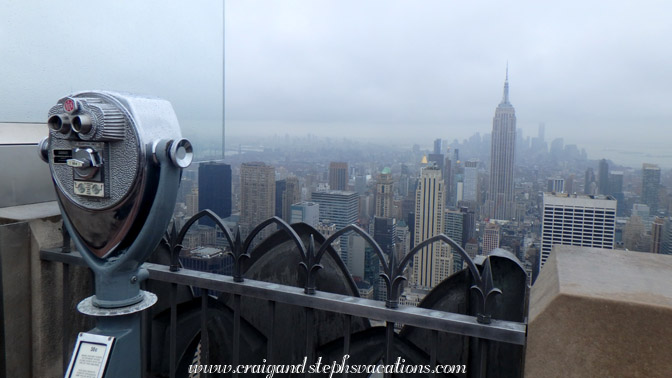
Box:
(41, 210, 528, 378)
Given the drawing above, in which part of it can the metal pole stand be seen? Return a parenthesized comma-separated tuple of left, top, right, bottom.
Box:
(76, 293, 157, 377)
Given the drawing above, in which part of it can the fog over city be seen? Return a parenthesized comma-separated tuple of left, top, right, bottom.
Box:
(2, 1, 672, 167)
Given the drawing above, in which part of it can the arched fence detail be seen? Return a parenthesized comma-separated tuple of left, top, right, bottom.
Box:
(163, 213, 503, 324)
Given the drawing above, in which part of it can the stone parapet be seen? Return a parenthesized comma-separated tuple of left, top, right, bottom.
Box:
(0, 202, 93, 377)
(525, 245, 672, 377)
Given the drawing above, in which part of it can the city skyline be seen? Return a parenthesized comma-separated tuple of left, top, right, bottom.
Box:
(3, 1, 672, 370)
(1, 1, 672, 169)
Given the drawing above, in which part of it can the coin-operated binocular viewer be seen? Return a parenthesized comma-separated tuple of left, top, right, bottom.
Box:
(39, 91, 192, 377)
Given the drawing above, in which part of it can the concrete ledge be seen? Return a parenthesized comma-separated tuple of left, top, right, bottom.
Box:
(0, 209, 94, 377)
(525, 246, 672, 377)
(0, 201, 60, 224)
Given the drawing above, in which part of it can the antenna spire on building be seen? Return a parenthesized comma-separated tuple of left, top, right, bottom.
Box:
(500, 63, 511, 106)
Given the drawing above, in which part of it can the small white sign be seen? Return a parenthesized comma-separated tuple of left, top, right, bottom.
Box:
(65, 333, 115, 378)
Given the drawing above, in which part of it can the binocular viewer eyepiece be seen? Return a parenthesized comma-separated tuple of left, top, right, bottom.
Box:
(46, 96, 126, 141)
(48, 112, 93, 135)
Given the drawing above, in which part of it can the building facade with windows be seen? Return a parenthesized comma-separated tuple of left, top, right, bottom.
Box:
(311, 190, 359, 265)
(412, 165, 451, 289)
(540, 193, 616, 269)
(198, 162, 232, 225)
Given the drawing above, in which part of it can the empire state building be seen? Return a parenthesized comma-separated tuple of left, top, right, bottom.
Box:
(485, 69, 516, 220)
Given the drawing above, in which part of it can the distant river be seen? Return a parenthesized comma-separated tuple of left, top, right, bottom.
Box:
(589, 145, 672, 169)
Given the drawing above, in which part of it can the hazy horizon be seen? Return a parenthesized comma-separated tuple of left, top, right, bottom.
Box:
(2, 1, 671, 169)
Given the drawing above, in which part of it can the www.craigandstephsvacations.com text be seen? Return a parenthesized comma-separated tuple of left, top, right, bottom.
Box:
(188, 355, 466, 376)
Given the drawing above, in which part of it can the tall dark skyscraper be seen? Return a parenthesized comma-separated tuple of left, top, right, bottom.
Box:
(609, 171, 624, 195)
(328, 162, 348, 191)
(584, 168, 596, 195)
(444, 209, 465, 274)
(609, 171, 625, 216)
(373, 216, 396, 257)
(598, 159, 609, 195)
(460, 206, 476, 247)
(443, 153, 452, 206)
(433, 138, 442, 155)
(198, 162, 232, 226)
(642, 163, 661, 214)
(275, 180, 286, 218)
(485, 68, 516, 220)
(282, 177, 300, 222)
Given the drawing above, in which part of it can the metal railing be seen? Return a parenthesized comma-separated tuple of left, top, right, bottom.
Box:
(41, 211, 527, 377)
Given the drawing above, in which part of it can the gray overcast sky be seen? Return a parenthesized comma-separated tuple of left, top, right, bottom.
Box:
(2, 1, 672, 165)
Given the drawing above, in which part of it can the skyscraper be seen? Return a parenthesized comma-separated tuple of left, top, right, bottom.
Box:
(311, 190, 359, 265)
(460, 206, 476, 247)
(433, 138, 442, 155)
(444, 209, 465, 273)
(443, 155, 452, 206)
(427, 153, 445, 179)
(566, 174, 575, 194)
(449, 149, 460, 206)
(483, 222, 501, 255)
(185, 188, 199, 218)
(290, 201, 320, 227)
(275, 179, 286, 218)
(659, 217, 672, 255)
(328, 162, 348, 191)
(623, 215, 649, 252)
(282, 176, 300, 222)
(531, 122, 547, 154)
(374, 168, 394, 218)
(540, 193, 616, 270)
(642, 163, 661, 214)
(651, 217, 664, 254)
(462, 160, 479, 202)
(240, 162, 275, 238)
(549, 138, 564, 159)
(412, 165, 451, 289)
(547, 178, 565, 193)
(373, 216, 396, 257)
(609, 171, 625, 216)
(608, 171, 624, 195)
(198, 162, 232, 226)
(372, 217, 398, 300)
(354, 174, 366, 195)
(485, 69, 516, 220)
(584, 168, 596, 195)
(598, 159, 609, 195)
(444, 210, 464, 246)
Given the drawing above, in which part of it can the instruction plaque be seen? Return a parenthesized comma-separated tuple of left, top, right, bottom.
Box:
(64, 333, 115, 378)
